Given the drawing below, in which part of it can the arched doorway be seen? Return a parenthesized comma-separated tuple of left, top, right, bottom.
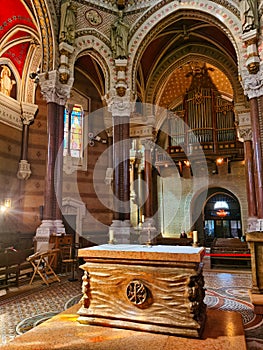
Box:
(204, 190, 241, 245)
(192, 188, 242, 246)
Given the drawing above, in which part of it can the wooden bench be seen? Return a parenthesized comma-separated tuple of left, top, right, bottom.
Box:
(156, 235, 193, 246)
(0, 248, 34, 289)
(209, 238, 251, 269)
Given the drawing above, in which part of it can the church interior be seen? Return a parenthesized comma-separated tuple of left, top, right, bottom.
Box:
(1, 0, 263, 349)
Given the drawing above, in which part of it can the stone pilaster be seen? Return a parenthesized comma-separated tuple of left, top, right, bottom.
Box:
(17, 102, 38, 180)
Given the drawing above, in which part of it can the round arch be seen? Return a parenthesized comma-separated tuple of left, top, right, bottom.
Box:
(148, 45, 242, 107)
(191, 187, 242, 246)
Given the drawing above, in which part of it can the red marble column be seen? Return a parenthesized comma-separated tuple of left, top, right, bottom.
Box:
(55, 104, 65, 221)
(112, 116, 130, 221)
(144, 144, 153, 219)
(244, 138, 257, 217)
(43, 102, 57, 221)
(250, 98, 263, 218)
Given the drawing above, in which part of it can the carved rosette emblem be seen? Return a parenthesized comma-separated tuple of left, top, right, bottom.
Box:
(126, 280, 148, 305)
(85, 10, 102, 26)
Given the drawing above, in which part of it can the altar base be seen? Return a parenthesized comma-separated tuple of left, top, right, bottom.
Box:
(78, 244, 207, 338)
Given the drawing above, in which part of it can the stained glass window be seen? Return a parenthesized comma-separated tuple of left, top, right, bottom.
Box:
(63, 105, 83, 158)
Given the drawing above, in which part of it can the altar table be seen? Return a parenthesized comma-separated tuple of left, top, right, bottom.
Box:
(78, 244, 206, 338)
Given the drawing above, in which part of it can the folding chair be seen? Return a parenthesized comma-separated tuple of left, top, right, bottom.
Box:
(27, 249, 61, 286)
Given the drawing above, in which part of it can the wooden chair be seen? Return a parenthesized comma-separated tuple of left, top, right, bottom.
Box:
(60, 244, 78, 275)
(27, 249, 61, 285)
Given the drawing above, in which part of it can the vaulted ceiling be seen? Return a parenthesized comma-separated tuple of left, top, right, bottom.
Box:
(0, 1, 239, 109)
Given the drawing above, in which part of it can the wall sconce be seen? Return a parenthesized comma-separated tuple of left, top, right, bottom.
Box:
(0, 198, 11, 213)
(88, 132, 107, 147)
(184, 160, 191, 167)
(216, 157, 224, 166)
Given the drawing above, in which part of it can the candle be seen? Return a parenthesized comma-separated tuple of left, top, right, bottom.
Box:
(193, 230, 198, 243)
(109, 229, 114, 243)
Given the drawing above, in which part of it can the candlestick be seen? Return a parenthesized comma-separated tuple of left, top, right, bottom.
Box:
(193, 230, 198, 244)
(109, 229, 114, 244)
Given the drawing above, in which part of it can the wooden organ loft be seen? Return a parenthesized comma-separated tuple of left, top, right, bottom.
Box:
(156, 62, 244, 174)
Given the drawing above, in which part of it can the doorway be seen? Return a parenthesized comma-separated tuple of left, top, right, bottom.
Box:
(204, 192, 242, 243)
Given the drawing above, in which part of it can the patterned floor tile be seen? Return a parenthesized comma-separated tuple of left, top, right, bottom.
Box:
(0, 269, 262, 350)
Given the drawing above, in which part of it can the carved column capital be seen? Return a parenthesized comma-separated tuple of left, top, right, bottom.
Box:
(39, 70, 73, 105)
(20, 102, 38, 125)
(243, 70, 263, 99)
(239, 127, 253, 141)
(141, 138, 155, 151)
(105, 88, 136, 117)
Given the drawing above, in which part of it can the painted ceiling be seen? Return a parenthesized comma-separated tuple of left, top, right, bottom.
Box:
(0, 0, 235, 107)
(0, 0, 37, 77)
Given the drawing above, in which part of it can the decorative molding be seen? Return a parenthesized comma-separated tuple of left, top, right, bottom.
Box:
(0, 93, 22, 130)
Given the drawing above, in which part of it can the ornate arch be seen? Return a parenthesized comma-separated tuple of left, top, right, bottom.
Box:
(148, 44, 244, 107)
(73, 33, 114, 93)
(127, 1, 244, 94)
(31, 0, 58, 72)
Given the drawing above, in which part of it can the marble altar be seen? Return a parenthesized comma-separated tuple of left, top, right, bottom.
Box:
(77, 244, 206, 338)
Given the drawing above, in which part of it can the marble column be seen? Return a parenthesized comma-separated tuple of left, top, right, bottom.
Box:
(104, 127, 114, 185)
(35, 70, 72, 251)
(241, 24, 263, 314)
(106, 86, 135, 244)
(54, 103, 65, 228)
(140, 139, 157, 244)
(250, 98, 263, 218)
(239, 128, 257, 218)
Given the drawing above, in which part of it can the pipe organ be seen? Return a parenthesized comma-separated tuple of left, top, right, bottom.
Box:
(160, 62, 244, 170)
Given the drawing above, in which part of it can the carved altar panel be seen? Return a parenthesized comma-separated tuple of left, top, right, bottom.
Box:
(78, 244, 206, 338)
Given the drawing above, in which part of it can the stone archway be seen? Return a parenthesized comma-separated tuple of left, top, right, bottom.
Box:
(192, 187, 242, 246)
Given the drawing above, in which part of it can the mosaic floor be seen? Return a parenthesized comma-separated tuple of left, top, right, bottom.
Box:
(0, 269, 263, 349)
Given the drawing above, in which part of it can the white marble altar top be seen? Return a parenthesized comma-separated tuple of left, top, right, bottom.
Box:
(78, 244, 205, 263)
